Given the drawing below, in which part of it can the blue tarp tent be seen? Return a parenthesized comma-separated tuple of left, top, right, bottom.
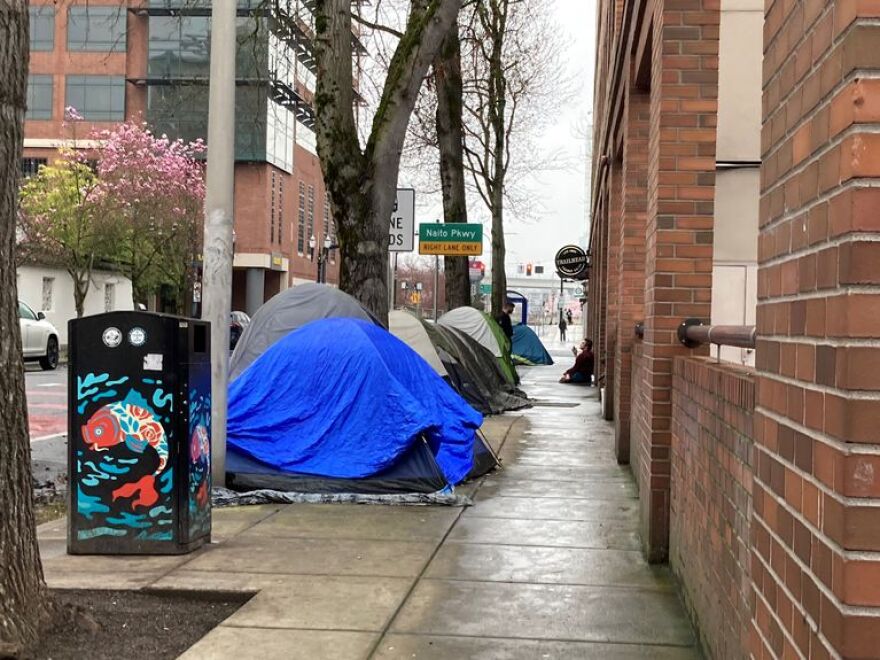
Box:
(226, 318, 484, 494)
(512, 324, 554, 365)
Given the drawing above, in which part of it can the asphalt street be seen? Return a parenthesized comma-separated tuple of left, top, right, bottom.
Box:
(26, 364, 69, 494)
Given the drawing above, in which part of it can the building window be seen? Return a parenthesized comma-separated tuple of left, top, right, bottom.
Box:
(29, 5, 55, 51)
(277, 178, 284, 244)
(270, 171, 276, 244)
(104, 283, 116, 312)
(297, 181, 306, 255)
(21, 158, 48, 179)
(307, 185, 315, 252)
(41, 277, 54, 312)
(67, 6, 127, 52)
(26, 75, 53, 120)
(65, 76, 125, 121)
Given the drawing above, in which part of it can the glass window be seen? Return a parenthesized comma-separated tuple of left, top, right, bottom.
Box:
(21, 158, 48, 178)
(29, 6, 55, 51)
(297, 182, 305, 254)
(65, 76, 125, 121)
(26, 75, 54, 120)
(18, 301, 37, 321)
(67, 6, 127, 52)
(307, 185, 315, 249)
(41, 277, 55, 312)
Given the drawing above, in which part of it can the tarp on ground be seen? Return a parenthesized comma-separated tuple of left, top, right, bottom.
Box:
(438, 307, 519, 385)
(512, 324, 554, 365)
(229, 283, 380, 380)
(423, 321, 530, 415)
(227, 318, 483, 494)
(389, 310, 448, 376)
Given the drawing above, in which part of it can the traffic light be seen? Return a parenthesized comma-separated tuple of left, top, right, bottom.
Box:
(526, 263, 533, 276)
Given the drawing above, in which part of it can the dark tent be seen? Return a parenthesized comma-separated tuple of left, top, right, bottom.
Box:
(423, 321, 530, 415)
(229, 283, 380, 380)
(435, 346, 493, 415)
(512, 324, 554, 365)
(227, 318, 484, 494)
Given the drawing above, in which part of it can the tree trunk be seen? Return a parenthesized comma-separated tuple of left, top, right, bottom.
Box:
(434, 22, 470, 310)
(312, 0, 463, 325)
(0, 3, 52, 655)
(487, 4, 507, 315)
(490, 186, 506, 313)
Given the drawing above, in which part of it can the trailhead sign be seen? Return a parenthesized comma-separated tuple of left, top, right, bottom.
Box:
(418, 223, 484, 256)
(390, 188, 415, 252)
(555, 244, 590, 279)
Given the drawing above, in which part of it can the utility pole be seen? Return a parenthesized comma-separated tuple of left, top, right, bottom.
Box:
(203, 0, 237, 484)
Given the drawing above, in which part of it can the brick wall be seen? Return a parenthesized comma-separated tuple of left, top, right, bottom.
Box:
(630, 0, 720, 562)
(671, 356, 755, 660)
(614, 86, 648, 463)
(754, 1, 880, 657)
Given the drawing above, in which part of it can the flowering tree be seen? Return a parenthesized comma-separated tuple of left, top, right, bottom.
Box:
(92, 122, 205, 311)
(17, 109, 110, 317)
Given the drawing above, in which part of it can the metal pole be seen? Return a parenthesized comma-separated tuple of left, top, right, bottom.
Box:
(203, 0, 237, 484)
(433, 219, 440, 320)
(392, 252, 398, 309)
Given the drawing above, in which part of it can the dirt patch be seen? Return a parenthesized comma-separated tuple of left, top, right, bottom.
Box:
(26, 589, 252, 660)
(34, 500, 66, 526)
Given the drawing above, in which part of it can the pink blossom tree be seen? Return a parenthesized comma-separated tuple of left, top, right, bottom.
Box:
(92, 121, 205, 311)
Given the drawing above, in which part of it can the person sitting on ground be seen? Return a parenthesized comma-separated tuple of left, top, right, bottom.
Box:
(560, 339, 594, 385)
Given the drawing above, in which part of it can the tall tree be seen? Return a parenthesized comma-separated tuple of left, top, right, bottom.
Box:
(309, 0, 463, 324)
(0, 2, 52, 653)
(434, 21, 471, 309)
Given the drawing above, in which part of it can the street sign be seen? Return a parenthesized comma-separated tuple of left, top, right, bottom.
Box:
(390, 188, 415, 252)
(554, 245, 590, 279)
(480, 283, 492, 295)
(419, 223, 483, 256)
(469, 259, 486, 282)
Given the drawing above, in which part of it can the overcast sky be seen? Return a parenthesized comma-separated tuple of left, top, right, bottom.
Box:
(401, 0, 597, 274)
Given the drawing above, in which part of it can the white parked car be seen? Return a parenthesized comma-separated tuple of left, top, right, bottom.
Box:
(18, 300, 59, 370)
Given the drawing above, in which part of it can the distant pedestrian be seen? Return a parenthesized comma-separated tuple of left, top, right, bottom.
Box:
(566, 309, 573, 325)
(558, 317, 567, 341)
(495, 301, 514, 342)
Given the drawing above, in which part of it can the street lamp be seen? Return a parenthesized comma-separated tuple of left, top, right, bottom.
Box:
(316, 235, 338, 283)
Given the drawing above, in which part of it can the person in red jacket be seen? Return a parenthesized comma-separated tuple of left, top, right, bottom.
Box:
(560, 339, 594, 385)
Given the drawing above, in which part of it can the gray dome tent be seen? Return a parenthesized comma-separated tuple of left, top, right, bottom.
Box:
(229, 283, 381, 380)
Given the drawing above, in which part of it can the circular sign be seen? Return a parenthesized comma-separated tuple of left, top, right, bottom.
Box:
(128, 327, 147, 347)
(554, 245, 590, 279)
(102, 327, 122, 348)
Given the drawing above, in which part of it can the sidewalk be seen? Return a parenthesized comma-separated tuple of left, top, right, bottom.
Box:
(37, 339, 699, 659)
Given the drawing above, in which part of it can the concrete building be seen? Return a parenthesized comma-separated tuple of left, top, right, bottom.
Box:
(23, 0, 348, 315)
(589, 1, 880, 657)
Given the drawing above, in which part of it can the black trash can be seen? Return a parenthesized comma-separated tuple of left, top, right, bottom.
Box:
(67, 311, 212, 555)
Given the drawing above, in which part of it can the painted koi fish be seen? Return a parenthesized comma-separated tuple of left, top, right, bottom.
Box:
(81, 402, 169, 509)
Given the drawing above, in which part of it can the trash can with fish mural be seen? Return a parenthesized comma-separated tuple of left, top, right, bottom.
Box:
(68, 311, 212, 555)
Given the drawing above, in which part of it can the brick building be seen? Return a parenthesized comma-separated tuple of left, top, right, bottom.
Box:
(590, 0, 880, 656)
(23, 0, 351, 314)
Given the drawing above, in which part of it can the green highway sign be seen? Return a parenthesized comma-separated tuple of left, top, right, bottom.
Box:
(480, 283, 492, 295)
(419, 223, 483, 256)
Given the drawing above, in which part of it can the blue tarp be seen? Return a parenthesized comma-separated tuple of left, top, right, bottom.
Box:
(227, 318, 483, 487)
(512, 324, 554, 365)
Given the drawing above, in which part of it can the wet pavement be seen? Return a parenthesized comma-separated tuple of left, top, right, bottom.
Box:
(36, 335, 700, 659)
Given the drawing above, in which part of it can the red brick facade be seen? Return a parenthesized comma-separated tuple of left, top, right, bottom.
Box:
(592, 0, 880, 655)
(671, 357, 755, 660)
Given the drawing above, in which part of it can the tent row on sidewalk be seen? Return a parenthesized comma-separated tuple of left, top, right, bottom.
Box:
(223, 284, 550, 499)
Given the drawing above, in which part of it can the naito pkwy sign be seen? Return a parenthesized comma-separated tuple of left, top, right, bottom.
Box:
(554, 244, 590, 280)
(418, 223, 483, 256)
